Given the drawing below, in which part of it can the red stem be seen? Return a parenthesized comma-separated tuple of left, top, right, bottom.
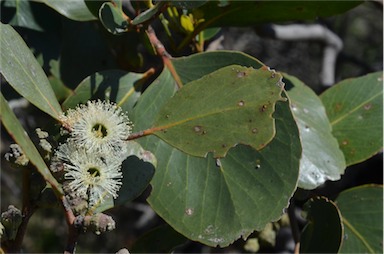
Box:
(146, 26, 183, 88)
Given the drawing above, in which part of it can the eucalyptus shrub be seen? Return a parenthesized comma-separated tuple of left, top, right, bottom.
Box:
(0, 1, 382, 253)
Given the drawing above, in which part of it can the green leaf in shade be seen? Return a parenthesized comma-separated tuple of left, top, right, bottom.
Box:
(3, 0, 44, 31)
(0, 93, 63, 195)
(115, 141, 157, 205)
(320, 72, 383, 166)
(0, 23, 63, 120)
(99, 1, 129, 34)
(132, 67, 301, 247)
(169, 1, 208, 9)
(131, 224, 188, 253)
(49, 76, 73, 103)
(131, 1, 166, 25)
(193, 1, 362, 29)
(201, 27, 221, 41)
(284, 74, 346, 190)
(38, 0, 97, 21)
(300, 196, 343, 253)
(172, 50, 263, 83)
(336, 185, 383, 253)
(62, 69, 145, 115)
(152, 65, 284, 158)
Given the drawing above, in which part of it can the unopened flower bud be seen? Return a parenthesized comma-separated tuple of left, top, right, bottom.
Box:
(4, 144, 29, 166)
(1, 205, 22, 240)
(74, 213, 116, 235)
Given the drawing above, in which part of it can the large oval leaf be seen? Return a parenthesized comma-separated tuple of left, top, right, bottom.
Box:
(336, 185, 383, 253)
(284, 74, 346, 189)
(172, 50, 263, 83)
(0, 93, 63, 195)
(37, 0, 97, 21)
(320, 72, 383, 166)
(0, 23, 62, 120)
(132, 67, 301, 247)
(300, 196, 343, 253)
(152, 65, 284, 158)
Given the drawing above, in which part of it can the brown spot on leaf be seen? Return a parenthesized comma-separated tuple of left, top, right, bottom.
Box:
(335, 103, 342, 112)
(364, 103, 372, 110)
(260, 105, 268, 112)
(185, 208, 194, 216)
(194, 126, 202, 132)
(237, 71, 247, 78)
(252, 128, 258, 134)
(341, 140, 348, 146)
(238, 100, 245, 107)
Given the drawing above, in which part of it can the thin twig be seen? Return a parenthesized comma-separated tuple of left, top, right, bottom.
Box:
(3, 168, 36, 252)
(146, 26, 183, 88)
(127, 126, 162, 140)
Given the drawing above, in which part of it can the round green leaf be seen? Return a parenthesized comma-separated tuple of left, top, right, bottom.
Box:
(0, 23, 63, 120)
(172, 50, 263, 83)
(132, 67, 301, 247)
(38, 0, 97, 21)
(152, 65, 284, 158)
(62, 69, 145, 115)
(336, 185, 383, 253)
(99, 2, 129, 34)
(284, 74, 346, 189)
(320, 72, 383, 166)
(300, 196, 343, 253)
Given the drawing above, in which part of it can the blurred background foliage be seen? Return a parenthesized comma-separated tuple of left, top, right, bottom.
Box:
(0, 0, 382, 252)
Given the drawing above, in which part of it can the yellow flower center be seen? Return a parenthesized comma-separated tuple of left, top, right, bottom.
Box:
(87, 167, 101, 178)
(92, 123, 108, 138)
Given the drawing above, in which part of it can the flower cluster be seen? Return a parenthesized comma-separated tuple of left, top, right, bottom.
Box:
(53, 100, 132, 209)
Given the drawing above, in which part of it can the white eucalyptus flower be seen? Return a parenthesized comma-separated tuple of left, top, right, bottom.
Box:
(55, 142, 123, 206)
(60, 100, 132, 155)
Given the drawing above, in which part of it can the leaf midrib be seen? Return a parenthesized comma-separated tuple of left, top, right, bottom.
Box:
(342, 216, 375, 253)
(330, 92, 382, 126)
(154, 102, 273, 133)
